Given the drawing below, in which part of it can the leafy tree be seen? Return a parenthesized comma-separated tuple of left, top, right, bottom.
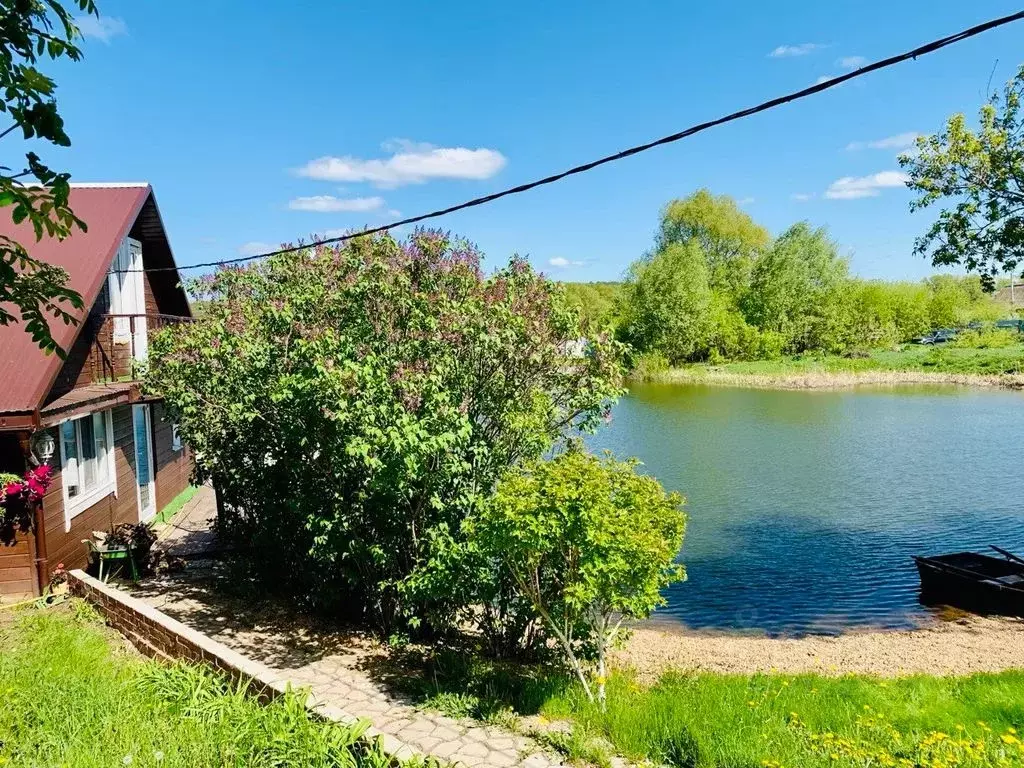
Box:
(902, 65, 1024, 291)
(743, 223, 848, 353)
(0, 0, 97, 356)
(619, 241, 713, 364)
(476, 448, 686, 708)
(147, 231, 625, 632)
(560, 281, 621, 329)
(656, 189, 770, 298)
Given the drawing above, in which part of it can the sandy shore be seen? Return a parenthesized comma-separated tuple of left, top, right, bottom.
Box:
(617, 615, 1024, 680)
(639, 369, 1024, 391)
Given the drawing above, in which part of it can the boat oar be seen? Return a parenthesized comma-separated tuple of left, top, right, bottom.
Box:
(990, 545, 1024, 566)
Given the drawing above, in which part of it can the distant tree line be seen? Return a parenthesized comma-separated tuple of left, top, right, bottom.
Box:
(563, 189, 1008, 367)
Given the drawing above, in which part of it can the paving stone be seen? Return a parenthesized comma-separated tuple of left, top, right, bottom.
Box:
(430, 741, 462, 759)
(415, 736, 442, 752)
(453, 741, 491, 759)
(127, 547, 582, 768)
(430, 725, 463, 743)
(485, 750, 520, 768)
(488, 736, 518, 752)
(521, 753, 559, 768)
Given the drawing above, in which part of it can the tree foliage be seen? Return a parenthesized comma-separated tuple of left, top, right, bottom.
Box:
(475, 448, 686, 707)
(147, 230, 625, 632)
(902, 64, 1024, 290)
(560, 281, 621, 329)
(619, 241, 714, 363)
(744, 223, 849, 353)
(619, 191, 1009, 366)
(656, 189, 770, 298)
(0, 0, 97, 355)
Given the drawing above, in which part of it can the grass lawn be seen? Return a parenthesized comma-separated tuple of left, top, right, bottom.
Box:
(410, 651, 1024, 768)
(700, 343, 1024, 377)
(0, 602, 406, 768)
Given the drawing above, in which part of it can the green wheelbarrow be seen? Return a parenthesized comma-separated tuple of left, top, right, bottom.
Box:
(83, 539, 139, 582)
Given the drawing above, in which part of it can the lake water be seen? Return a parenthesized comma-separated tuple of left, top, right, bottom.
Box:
(589, 383, 1024, 635)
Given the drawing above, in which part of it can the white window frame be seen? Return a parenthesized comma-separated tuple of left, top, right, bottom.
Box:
(171, 424, 182, 452)
(107, 237, 147, 360)
(58, 410, 117, 531)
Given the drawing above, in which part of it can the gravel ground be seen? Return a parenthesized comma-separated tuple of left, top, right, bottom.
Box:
(617, 615, 1024, 681)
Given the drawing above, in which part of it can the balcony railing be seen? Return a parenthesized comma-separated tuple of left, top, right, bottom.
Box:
(95, 313, 194, 382)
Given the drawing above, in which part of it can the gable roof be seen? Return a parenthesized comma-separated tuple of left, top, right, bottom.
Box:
(0, 183, 189, 417)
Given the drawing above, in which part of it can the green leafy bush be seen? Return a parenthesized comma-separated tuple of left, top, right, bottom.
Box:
(475, 448, 686, 707)
(952, 328, 1019, 349)
(148, 230, 625, 634)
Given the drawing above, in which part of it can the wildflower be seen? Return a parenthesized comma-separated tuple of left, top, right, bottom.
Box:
(153, 751, 164, 762)
(122, 757, 133, 766)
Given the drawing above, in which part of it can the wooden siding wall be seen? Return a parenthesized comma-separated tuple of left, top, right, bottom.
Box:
(0, 432, 34, 598)
(152, 403, 190, 513)
(46, 270, 160, 404)
(1, 403, 193, 593)
(38, 405, 141, 576)
(0, 533, 37, 598)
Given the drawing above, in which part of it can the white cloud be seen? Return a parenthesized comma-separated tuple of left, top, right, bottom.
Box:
(387, 209, 402, 217)
(288, 195, 385, 213)
(845, 132, 921, 151)
(838, 55, 867, 69)
(548, 257, 586, 268)
(825, 170, 910, 200)
(738, 196, 755, 205)
(791, 193, 812, 202)
(296, 140, 507, 188)
(770, 43, 825, 58)
(238, 242, 274, 257)
(74, 15, 128, 43)
(312, 229, 349, 241)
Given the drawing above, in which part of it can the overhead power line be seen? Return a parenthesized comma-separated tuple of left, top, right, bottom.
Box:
(128, 9, 1024, 276)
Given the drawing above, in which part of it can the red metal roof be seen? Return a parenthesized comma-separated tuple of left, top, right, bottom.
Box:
(0, 184, 151, 415)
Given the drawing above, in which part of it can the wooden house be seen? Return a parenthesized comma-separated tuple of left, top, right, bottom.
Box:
(0, 183, 193, 597)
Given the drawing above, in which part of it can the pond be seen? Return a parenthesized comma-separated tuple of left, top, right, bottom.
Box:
(589, 382, 1024, 635)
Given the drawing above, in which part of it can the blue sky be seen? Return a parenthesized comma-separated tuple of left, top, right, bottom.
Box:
(42, 1, 1024, 282)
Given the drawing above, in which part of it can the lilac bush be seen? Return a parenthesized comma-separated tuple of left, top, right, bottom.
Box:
(148, 230, 625, 636)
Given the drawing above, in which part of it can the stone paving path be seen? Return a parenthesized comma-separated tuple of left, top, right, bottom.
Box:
(153, 484, 219, 557)
(131, 560, 565, 766)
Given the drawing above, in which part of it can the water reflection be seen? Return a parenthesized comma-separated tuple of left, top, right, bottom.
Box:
(589, 383, 1024, 635)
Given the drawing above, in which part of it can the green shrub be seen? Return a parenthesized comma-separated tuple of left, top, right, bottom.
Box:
(475, 448, 686, 708)
(630, 351, 670, 380)
(953, 328, 1019, 348)
(149, 230, 625, 634)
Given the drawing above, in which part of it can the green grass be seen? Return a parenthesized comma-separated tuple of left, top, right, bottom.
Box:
(545, 670, 1024, 767)
(406, 649, 1024, 768)
(154, 484, 199, 525)
(664, 342, 1024, 380)
(0, 602, 417, 768)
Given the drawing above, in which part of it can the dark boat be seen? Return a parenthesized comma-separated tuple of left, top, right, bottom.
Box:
(913, 546, 1024, 617)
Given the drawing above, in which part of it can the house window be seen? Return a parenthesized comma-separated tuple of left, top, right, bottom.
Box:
(171, 424, 182, 452)
(107, 237, 148, 361)
(59, 410, 116, 529)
